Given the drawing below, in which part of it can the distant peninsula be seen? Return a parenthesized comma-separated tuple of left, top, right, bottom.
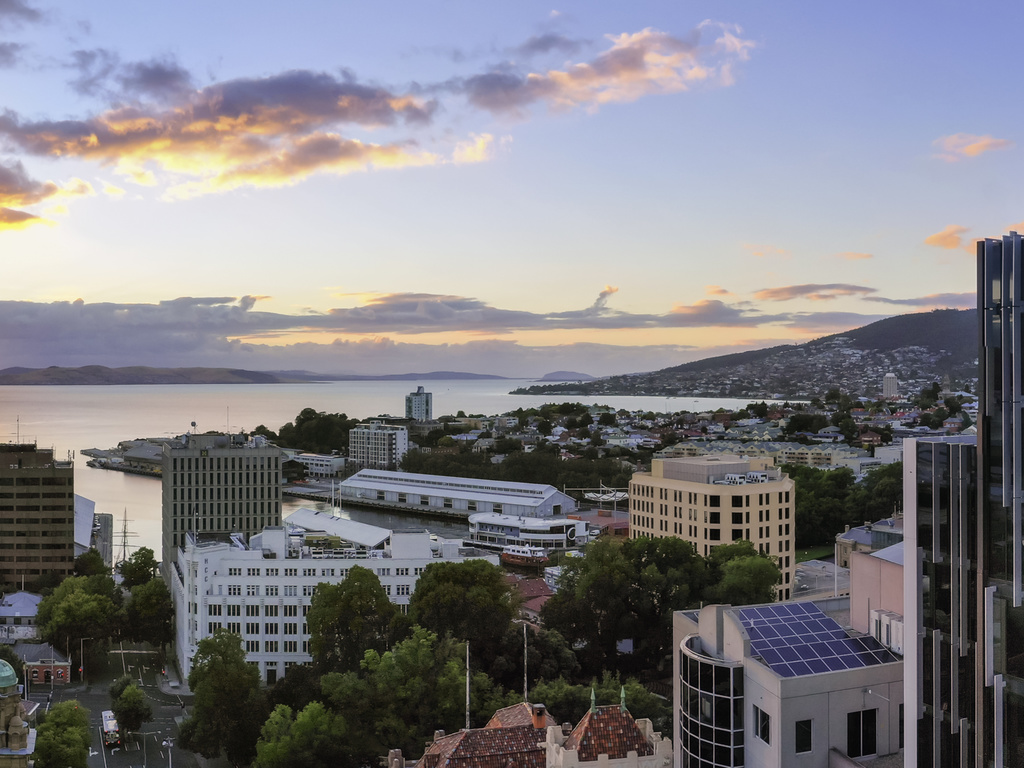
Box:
(0, 366, 509, 385)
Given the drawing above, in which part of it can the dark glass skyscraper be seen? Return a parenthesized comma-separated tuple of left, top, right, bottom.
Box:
(907, 232, 1024, 766)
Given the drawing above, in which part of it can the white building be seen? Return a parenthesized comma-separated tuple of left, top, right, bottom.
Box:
(171, 508, 497, 684)
(337, 469, 577, 518)
(467, 512, 589, 552)
(348, 422, 409, 470)
(674, 599, 903, 767)
(405, 386, 432, 421)
(291, 453, 346, 478)
(882, 372, 899, 400)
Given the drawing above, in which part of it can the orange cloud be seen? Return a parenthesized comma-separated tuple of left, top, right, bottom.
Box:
(452, 133, 495, 165)
(0, 207, 47, 231)
(753, 284, 876, 301)
(705, 285, 733, 296)
(742, 243, 789, 258)
(924, 224, 972, 251)
(837, 251, 872, 260)
(463, 23, 754, 114)
(933, 133, 1013, 162)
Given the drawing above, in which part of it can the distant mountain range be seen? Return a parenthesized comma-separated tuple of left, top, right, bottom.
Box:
(511, 309, 977, 400)
(0, 366, 508, 385)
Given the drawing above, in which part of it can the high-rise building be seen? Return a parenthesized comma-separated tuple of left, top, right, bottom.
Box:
(904, 231, 1024, 765)
(348, 421, 409, 471)
(882, 372, 898, 400)
(405, 385, 432, 421)
(0, 444, 75, 588)
(160, 433, 283, 582)
(629, 455, 795, 600)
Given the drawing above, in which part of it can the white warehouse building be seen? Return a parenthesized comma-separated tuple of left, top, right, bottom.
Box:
(171, 507, 498, 685)
(337, 470, 578, 519)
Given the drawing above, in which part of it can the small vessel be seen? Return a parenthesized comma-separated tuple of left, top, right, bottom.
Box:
(500, 545, 550, 568)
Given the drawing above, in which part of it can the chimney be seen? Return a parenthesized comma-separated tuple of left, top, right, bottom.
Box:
(561, 722, 573, 736)
(433, 730, 445, 741)
(531, 704, 547, 730)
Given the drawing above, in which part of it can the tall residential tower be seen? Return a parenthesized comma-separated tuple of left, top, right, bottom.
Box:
(405, 386, 432, 421)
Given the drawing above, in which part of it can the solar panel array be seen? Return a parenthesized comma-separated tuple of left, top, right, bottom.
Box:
(737, 602, 898, 677)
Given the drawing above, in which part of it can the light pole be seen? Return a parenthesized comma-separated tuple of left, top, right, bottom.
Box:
(79, 637, 94, 683)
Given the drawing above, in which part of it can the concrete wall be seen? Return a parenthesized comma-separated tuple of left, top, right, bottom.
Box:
(848, 551, 903, 635)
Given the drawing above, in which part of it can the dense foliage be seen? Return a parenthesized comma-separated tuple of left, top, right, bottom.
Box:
(786, 462, 903, 547)
(255, 408, 360, 453)
(33, 701, 91, 768)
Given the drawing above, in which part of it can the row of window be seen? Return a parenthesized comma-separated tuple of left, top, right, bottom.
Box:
(172, 455, 280, 472)
(750, 706, 877, 757)
(222, 582, 406, 597)
(208, 604, 304, 617)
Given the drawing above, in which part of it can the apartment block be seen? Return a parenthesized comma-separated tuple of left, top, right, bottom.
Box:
(348, 421, 409, 471)
(630, 455, 795, 600)
(405, 386, 432, 421)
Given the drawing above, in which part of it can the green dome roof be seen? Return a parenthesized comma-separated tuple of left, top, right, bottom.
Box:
(0, 659, 17, 688)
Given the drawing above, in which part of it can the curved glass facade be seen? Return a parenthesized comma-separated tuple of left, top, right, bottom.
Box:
(679, 635, 744, 767)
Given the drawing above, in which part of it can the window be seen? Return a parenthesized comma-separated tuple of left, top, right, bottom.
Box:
(284, 568, 297, 576)
(377, 568, 390, 576)
(283, 605, 298, 617)
(284, 623, 298, 635)
(228, 567, 241, 576)
(264, 641, 278, 653)
(302, 585, 314, 596)
(284, 585, 297, 596)
(208, 622, 221, 634)
(208, 604, 222, 616)
(396, 568, 409, 576)
(228, 585, 241, 596)
(266, 568, 279, 576)
(245, 640, 259, 653)
(227, 622, 241, 634)
(246, 605, 260, 617)
(303, 568, 316, 576)
(753, 705, 770, 744)
(396, 584, 410, 596)
(264, 605, 278, 617)
(266, 585, 279, 597)
(246, 585, 259, 596)
(246, 622, 259, 635)
(847, 709, 876, 758)
(796, 719, 812, 753)
(227, 605, 241, 617)
(283, 641, 298, 653)
(247, 567, 260, 576)
(265, 623, 279, 635)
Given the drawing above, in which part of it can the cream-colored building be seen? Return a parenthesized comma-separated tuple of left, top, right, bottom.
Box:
(630, 454, 795, 600)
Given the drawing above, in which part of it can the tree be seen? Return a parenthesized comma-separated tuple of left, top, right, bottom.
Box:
(112, 682, 153, 733)
(125, 578, 173, 650)
(254, 703, 351, 768)
(74, 548, 108, 577)
(118, 547, 159, 589)
(33, 700, 91, 768)
(275, 409, 360, 453)
(408, 560, 518, 677)
(307, 565, 401, 674)
(530, 672, 671, 734)
(109, 674, 134, 702)
(181, 630, 267, 766)
(37, 576, 120, 651)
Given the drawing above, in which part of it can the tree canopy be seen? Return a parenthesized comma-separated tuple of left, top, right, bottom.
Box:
(73, 548, 108, 577)
(112, 682, 153, 733)
(36, 575, 120, 650)
(118, 547, 158, 589)
(124, 578, 174, 649)
(307, 565, 402, 674)
(33, 700, 91, 768)
(181, 630, 268, 766)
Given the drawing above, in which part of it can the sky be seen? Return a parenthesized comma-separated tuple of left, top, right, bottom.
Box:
(0, 1, 1016, 378)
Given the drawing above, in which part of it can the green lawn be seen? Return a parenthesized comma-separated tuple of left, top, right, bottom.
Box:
(795, 545, 834, 564)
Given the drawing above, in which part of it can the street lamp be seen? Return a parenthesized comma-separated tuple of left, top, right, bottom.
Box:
(79, 637, 94, 683)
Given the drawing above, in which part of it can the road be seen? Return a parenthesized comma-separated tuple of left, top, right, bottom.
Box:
(28, 647, 207, 768)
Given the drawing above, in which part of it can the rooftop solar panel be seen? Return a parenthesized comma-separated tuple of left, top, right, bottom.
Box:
(737, 601, 899, 677)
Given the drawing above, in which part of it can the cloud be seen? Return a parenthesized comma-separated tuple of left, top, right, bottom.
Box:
(0, 68, 440, 198)
(753, 284, 876, 302)
(924, 224, 973, 251)
(117, 56, 195, 101)
(666, 299, 786, 327)
(837, 251, 872, 260)
(865, 292, 975, 308)
(66, 48, 121, 96)
(705, 285, 733, 296)
(452, 133, 494, 164)
(459, 23, 753, 115)
(0, 0, 40, 26)
(511, 33, 585, 58)
(101, 181, 125, 197)
(743, 243, 788, 258)
(0, 41, 24, 68)
(934, 133, 1013, 162)
(0, 206, 43, 230)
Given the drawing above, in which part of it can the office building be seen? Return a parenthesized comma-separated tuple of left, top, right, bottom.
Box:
(904, 231, 1024, 766)
(161, 433, 283, 581)
(405, 386, 432, 421)
(0, 444, 75, 589)
(348, 422, 409, 471)
(171, 508, 497, 684)
(630, 455, 795, 600)
(673, 599, 903, 767)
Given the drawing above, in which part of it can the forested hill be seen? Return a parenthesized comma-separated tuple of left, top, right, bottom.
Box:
(512, 309, 977, 400)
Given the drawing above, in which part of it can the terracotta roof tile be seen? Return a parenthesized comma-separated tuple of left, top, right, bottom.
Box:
(563, 706, 653, 762)
(486, 703, 557, 729)
(416, 724, 545, 768)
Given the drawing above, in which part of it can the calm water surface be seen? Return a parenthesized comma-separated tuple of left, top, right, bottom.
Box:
(0, 381, 770, 553)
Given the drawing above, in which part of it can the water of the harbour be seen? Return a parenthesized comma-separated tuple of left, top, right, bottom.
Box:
(0, 380, 774, 555)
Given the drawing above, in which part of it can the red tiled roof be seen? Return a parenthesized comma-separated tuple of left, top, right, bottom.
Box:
(486, 703, 557, 729)
(417, 724, 545, 768)
(563, 706, 653, 762)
